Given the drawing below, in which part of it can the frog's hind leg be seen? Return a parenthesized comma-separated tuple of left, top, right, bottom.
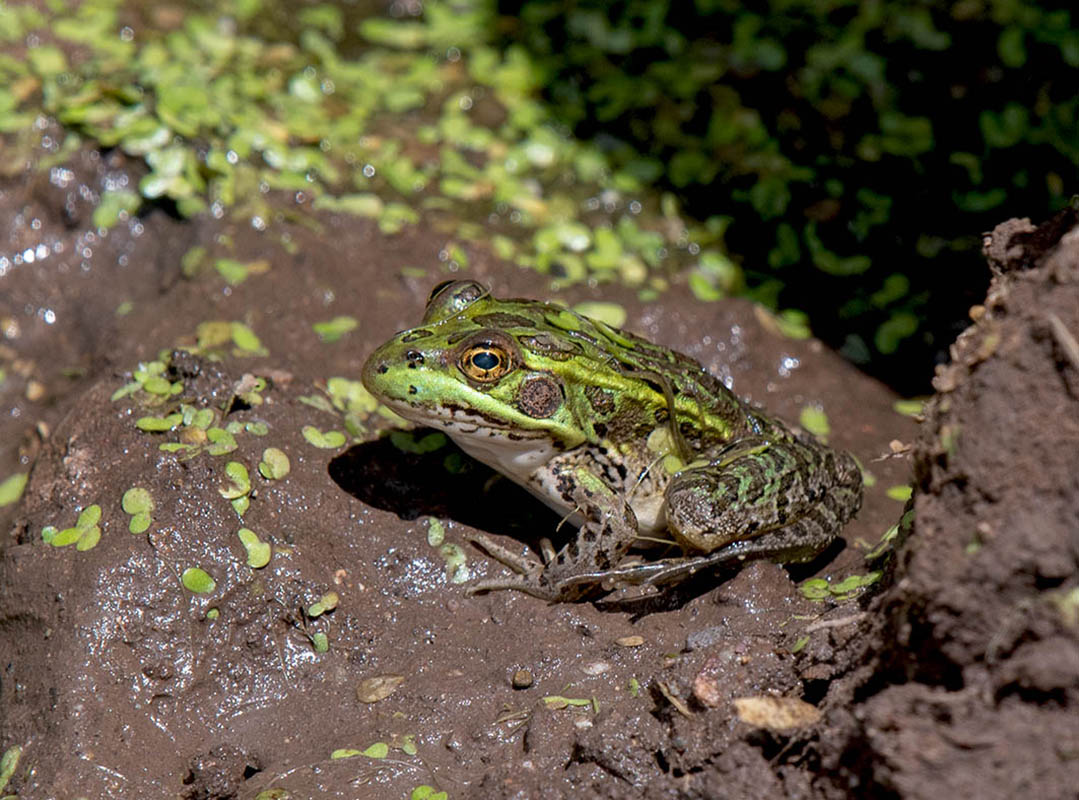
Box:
(664, 436, 863, 563)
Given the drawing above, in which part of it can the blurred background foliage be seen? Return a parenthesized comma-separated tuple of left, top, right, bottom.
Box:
(497, 0, 1077, 389)
(2, 0, 1074, 393)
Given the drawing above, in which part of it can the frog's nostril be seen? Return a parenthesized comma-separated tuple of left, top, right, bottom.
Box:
(377, 363, 389, 375)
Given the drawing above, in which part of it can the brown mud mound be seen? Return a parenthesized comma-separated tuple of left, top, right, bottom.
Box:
(1, 145, 915, 799)
(816, 209, 1079, 799)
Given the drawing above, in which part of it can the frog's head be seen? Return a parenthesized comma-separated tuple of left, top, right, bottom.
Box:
(362, 280, 602, 455)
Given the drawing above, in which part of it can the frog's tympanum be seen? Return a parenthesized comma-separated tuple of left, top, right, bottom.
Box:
(362, 280, 863, 601)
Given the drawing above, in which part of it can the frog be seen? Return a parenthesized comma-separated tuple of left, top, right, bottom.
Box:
(361, 280, 863, 602)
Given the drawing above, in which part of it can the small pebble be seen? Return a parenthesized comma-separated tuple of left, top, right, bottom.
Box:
(616, 635, 644, 647)
(511, 669, 533, 689)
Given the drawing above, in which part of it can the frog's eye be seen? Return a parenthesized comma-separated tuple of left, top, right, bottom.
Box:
(459, 343, 511, 382)
(423, 280, 490, 324)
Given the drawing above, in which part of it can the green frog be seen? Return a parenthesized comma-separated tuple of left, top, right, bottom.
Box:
(361, 280, 863, 601)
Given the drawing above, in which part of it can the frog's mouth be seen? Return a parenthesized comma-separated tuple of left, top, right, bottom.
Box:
(385, 398, 560, 474)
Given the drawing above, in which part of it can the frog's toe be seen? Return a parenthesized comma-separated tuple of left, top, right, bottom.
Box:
(463, 531, 544, 575)
(465, 576, 558, 601)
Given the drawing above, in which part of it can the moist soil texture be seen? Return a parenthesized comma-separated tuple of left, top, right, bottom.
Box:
(1, 142, 1076, 799)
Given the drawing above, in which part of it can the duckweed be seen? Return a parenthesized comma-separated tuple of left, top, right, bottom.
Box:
(181, 567, 216, 594)
(800, 571, 881, 602)
(0, 745, 21, 794)
(230, 322, 266, 355)
(426, 518, 445, 547)
(542, 695, 594, 710)
(310, 632, 329, 653)
(121, 487, 154, 533)
(361, 742, 389, 759)
(439, 543, 470, 584)
(799, 406, 831, 439)
(237, 527, 271, 568)
(886, 484, 913, 501)
(219, 461, 251, 499)
(307, 592, 339, 617)
(390, 430, 447, 454)
(214, 258, 270, 286)
(206, 427, 239, 456)
(893, 398, 926, 417)
(302, 425, 346, 449)
(312, 316, 358, 343)
(411, 787, 447, 800)
(0, 472, 27, 507)
(573, 301, 627, 328)
(45, 504, 103, 551)
(136, 412, 183, 432)
(258, 447, 290, 480)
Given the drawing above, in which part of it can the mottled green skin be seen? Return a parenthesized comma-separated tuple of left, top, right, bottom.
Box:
(362, 280, 863, 601)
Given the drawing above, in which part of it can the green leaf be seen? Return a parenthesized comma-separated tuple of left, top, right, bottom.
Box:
(238, 527, 272, 568)
(182, 567, 216, 594)
(799, 406, 831, 439)
(75, 525, 101, 551)
(0, 472, 28, 507)
(76, 504, 102, 528)
(312, 316, 359, 343)
(573, 301, 626, 328)
(92, 189, 141, 229)
(122, 487, 154, 514)
(137, 413, 183, 432)
(361, 742, 389, 759)
(0, 745, 22, 794)
(206, 427, 239, 456)
(230, 321, 264, 353)
(258, 447, 290, 479)
(302, 425, 347, 449)
(886, 484, 913, 502)
(220, 461, 251, 498)
(331, 748, 362, 759)
(50, 527, 83, 547)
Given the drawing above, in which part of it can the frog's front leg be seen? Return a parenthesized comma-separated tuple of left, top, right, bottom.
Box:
(665, 436, 862, 563)
(466, 465, 639, 601)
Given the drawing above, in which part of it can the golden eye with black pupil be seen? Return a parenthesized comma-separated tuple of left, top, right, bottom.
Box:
(459, 344, 510, 382)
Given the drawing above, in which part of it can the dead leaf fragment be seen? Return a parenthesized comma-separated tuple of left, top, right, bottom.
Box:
(356, 674, 405, 704)
(733, 696, 822, 731)
(616, 635, 644, 647)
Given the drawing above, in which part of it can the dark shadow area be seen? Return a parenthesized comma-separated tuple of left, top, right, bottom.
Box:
(329, 431, 563, 543)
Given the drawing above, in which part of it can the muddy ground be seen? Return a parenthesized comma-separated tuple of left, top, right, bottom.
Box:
(1, 142, 1077, 799)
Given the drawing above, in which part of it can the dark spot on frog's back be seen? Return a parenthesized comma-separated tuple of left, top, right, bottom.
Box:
(472, 312, 536, 330)
(517, 376, 563, 419)
(401, 329, 433, 343)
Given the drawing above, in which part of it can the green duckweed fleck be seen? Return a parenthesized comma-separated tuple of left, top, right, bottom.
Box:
(886, 484, 913, 501)
(313, 315, 359, 343)
(238, 527, 272, 568)
(411, 786, 448, 800)
(302, 425, 347, 449)
(573, 301, 627, 328)
(206, 427, 239, 456)
(307, 592, 339, 617)
(230, 321, 266, 354)
(136, 412, 183, 432)
(799, 406, 831, 439)
(258, 447, 290, 479)
(0, 745, 21, 794)
(220, 461, 251, 499)
(0, 472, 28, 507)
(181, 567, 216, 594)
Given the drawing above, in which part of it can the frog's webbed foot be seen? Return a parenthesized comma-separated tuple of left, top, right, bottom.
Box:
(462, 532, 569, 601)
